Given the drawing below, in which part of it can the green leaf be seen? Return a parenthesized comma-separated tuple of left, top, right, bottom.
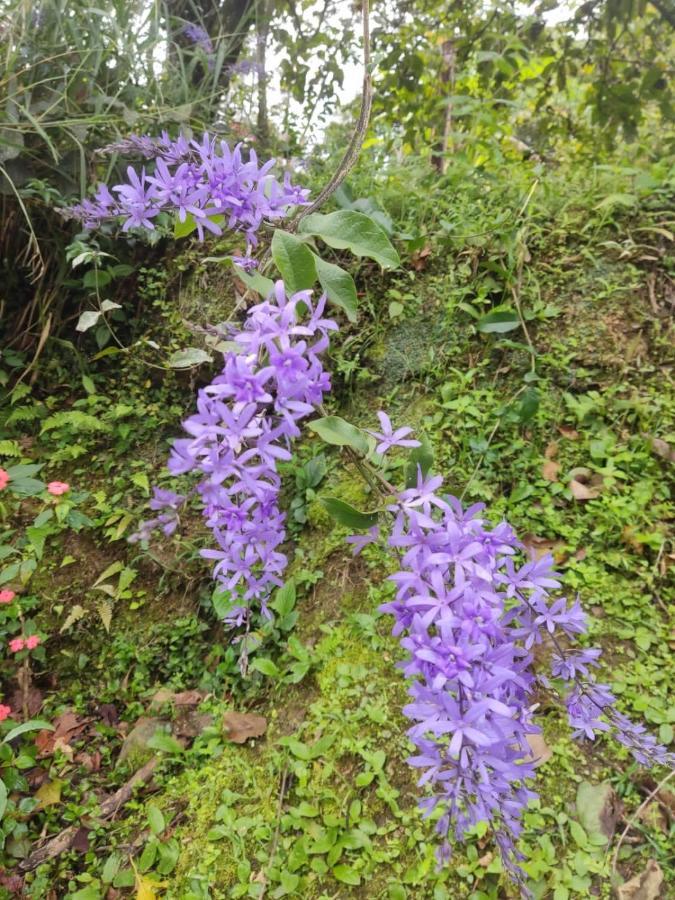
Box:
(569, 820, 589, 849)
(211, 587, 239, 620)
(250, 657, 280, 678)
(101, 852, 121, 884)
(516, 388, 539, 423)
(41, 411, 110, 434)
(321, 497, 379, 531)
(477, 309, 520, 334)
(174, 212, 225, 239)
(146, 730, 184, 755)
(405, 436, 434, 487)
(0, 778, 7, 821)
(313, 256, 358, 322)
(271, 230, 317, 294)
(8, 477, 45, 497)
(233, 266, 275, 297)
(575, 781, 616, 844)
(138, 839, 158, 872)
(271, 580, 296, 617)
(167, 347, 213, 368)
(308, 416, 369, 454)
(333, 864, 361, 886)
(3, 719, 54, 744)
(299, 210, 399, 269)
(594, 192, 637, 210)
(146, 804, 165, 835)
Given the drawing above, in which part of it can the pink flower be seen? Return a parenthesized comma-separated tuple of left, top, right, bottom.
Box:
(0, 704, 11, 722)
(9, 638, 24, 653)
(0, 590, 15, 604)
(0, 469, 9, 491)
(47, 481, 70, 496)
(25, 635, 41, 650)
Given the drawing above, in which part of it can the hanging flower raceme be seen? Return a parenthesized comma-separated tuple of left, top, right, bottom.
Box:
(348, 413, 673, 893)
(64, 131, 309, 246)
(140, 282, 337, 626)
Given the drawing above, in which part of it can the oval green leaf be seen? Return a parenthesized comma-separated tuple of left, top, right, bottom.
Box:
(313, 256, 358, 323)
(321, 497, 379, 531)
(477, 309, 520, 334)
(3, 719, 54, 744)
(299, 210, 399, 269)
(308, 416, 369, 454)
(271, 230, 317, 295)
(167, 348, 213, 368)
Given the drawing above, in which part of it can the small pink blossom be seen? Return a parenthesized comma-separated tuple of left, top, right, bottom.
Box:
(0, 590, 15, 604)
(0, 704, 11, 722)
(47, 481, 70, 496)
(9, 638, 24, 653)
(0, 469, 9, 491)
(24, 635, 41, 650)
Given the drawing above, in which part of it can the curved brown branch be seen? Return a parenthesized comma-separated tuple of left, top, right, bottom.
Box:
(288, 0, 372, 229)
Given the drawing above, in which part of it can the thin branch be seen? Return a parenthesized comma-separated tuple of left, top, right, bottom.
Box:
(610, 770, 675, 875)
(288, 0, 372, 229)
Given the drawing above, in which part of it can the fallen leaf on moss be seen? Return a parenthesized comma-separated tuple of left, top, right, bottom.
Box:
(522, 533, 567, 562)
(576, 781, 621, 840)
(542, 459, 561, 481)
(569, 468, 602, 500)
(524, 733, 552, 768)
(223, 712, 267, 744)
(616, 860, 663, 900)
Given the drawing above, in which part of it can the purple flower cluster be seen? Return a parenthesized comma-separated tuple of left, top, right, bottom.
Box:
(158, 281, 336, 625)
(65, 132, 309, 246)
(130, 488, 185, 543)
(182, 23, 214, 57)
(348, 414, 673, 890)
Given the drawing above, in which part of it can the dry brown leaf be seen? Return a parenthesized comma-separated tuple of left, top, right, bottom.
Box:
(558, 425, 580, 440)
(522, 533, 567, 562)
(524, 733, 552, 768)
(616, 860, 664, 900)
(223, 712, 267, 744)
(643, 434, 675, 463)
(8, 687, 43, 718)
(542, 459, 561, 482)
(544, 441, 559, 459)
(36, 710, 90, 758)
(150, 689, 203, 710)
(569, 469, 601, 500)
(71, 827, 90, 853)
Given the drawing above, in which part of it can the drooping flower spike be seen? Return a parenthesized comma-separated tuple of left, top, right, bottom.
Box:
(137, 282, 336, 627)
(350, 414, 674, 892)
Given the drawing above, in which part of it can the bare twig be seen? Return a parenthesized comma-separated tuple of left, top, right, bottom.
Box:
(259, 766, 290, 899)
(19, 757, 159, 872)
(610, 769, 675, 875)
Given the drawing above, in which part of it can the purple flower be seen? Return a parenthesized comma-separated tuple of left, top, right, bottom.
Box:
(345, 526, 380, 555)
(64, 133, 309, 249)
(367, 411, 421, 455)
(231, 254, 259, 272)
